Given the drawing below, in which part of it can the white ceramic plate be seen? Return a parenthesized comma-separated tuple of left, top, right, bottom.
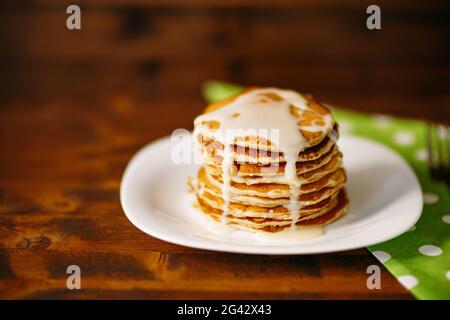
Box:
(120, 135, 423, 255)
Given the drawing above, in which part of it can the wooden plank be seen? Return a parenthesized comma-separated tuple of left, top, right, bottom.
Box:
(0, 247, 410, 299)
(1, 62, 448, 99)
(3, 0, 450, 11)
(1, 11, 448, 64)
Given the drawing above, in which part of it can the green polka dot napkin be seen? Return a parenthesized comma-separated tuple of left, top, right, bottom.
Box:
(332, 108, 450, 300)
(202, 81, 450, 300)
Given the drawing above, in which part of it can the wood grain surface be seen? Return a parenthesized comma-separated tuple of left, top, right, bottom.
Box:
(0, 96, 414, 299)
(0, 0, 449, 299)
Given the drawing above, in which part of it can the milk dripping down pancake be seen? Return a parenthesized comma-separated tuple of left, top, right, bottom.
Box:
(192, 87, 349, 233)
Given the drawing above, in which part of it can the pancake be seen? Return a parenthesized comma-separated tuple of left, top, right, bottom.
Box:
(199, 133, 337, 165)
(191, 87, 349, 233)
(204, 148, 343, 183)
(197, 189, 349, 232)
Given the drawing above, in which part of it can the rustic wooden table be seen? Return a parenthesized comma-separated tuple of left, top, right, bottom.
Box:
(3, 95, 437, 300)
(1, 0, 449, 300)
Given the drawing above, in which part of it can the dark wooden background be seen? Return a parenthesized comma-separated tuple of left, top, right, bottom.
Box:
(1, 0, 449, 299)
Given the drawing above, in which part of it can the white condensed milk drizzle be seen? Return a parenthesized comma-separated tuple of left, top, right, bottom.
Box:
(220, 142, 233, 223)
(194, 88, 333, 228)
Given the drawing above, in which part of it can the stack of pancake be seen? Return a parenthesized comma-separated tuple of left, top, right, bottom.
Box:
(192, 87, 348, 232)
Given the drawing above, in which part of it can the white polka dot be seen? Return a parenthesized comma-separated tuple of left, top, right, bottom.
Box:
(373, 114, 392, 128)
(437, 125, 448, 139)
(339, 121, 353, 134)
(414, 149, 428, 161)
(408, 225, 416, 232)
(372, 250, 391, 263)
(442, 215, 450, 224)
(394, 131, 415, 146)
(446, 271, 450, 280)
(423, 193, 439, 204)
(397, 275, 418, 289)
(419, 245, 443, 256)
